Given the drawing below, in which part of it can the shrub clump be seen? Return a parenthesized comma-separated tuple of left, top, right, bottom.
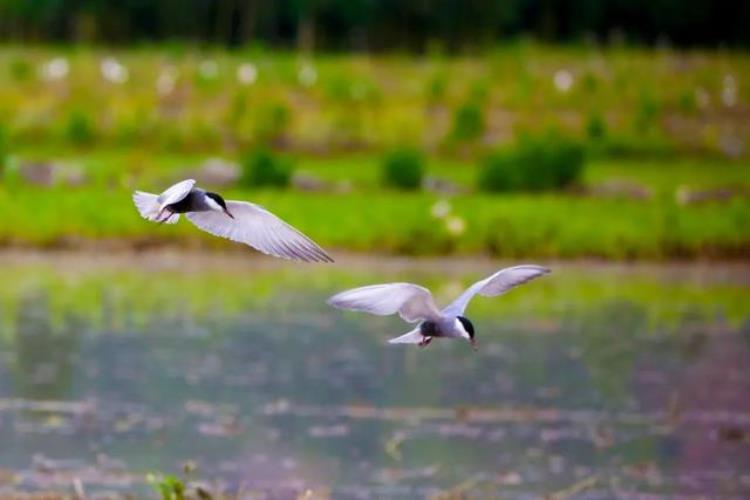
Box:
(634, 91, 659, 133)
(381, 147, 425, 190)
(478, 134, 585, 192)
(254, 102, 290, 145)
(451, 100, 485, 142)
(66, 111, 96, 146)
(240, 149, 293, 188)
(586, 112, 607, 141)
(426, 73, 447, 104)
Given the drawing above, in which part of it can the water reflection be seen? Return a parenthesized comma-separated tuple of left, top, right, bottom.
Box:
(12, 293, 81, 401)
(579, 300, 646, 404)
(0, 257, 747, 497)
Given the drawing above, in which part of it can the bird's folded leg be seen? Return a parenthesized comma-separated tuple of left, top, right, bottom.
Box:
(418, 336, 432, 348)
(156, 208, 172, 224)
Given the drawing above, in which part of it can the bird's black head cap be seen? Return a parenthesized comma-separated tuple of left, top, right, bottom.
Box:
(457, 316, 475, 340)
(205, 192, 228, 210)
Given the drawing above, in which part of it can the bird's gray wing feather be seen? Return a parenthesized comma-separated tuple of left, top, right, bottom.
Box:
(157, 179, 196, 209)
(327, 283, 441, 323)
(442, 265, 550, 317)
(388, 327, 424, 344)
(186, 200, 333, 263)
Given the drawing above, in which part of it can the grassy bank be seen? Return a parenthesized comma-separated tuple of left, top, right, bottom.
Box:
(1, 150, 748, 259)
(1, 45, 748, 259)
(3, 187, 747, 259)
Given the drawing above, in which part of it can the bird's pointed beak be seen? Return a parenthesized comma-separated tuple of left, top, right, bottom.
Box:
(224, 209, 235, 219)
(470, 338, 477, 351)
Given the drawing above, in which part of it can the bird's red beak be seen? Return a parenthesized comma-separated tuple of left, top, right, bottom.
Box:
(224, 209, 235, 219)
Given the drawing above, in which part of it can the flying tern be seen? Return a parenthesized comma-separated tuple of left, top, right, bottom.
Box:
(328, 265, 550, 347)
(133, 179, 333, 263)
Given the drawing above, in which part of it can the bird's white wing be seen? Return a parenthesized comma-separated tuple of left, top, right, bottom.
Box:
(442, 265, 550, 317)
(328, 283, 441, 323)
(157, 179, 196, 209)
(186, 200, 333, 263)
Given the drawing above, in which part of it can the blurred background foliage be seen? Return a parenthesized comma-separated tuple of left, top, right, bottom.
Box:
(0, 45, 747, 157)
(0, 1, 747, 259)
(0, 0, 748, 48)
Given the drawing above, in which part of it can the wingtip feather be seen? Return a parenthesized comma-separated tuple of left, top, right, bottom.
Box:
(326, 293, 347, 308)
(513, 264, 552, 275)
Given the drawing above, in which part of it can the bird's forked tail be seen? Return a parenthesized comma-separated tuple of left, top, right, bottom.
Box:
(132, 191, 179, 224)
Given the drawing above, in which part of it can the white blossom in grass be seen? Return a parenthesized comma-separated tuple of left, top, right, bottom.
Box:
(298, 62, 317, 87)
(40, 57, 69, 81)
(156, 68, 177, 96)
(430, 199, 451, 219)
(553, 69, 574, 93)
(445, 215, 466, 236)
(721, 74, 737, 108)
(237, 62, 258, 85)
(199, 59, 219, 80)
(100, 57, 129, 84)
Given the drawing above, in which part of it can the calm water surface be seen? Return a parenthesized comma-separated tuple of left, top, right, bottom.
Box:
(0, 252, 748, 498)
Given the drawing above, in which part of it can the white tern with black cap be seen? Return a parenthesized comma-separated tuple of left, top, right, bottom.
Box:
(133, 179, 333, 263)
(327, 265, 550, 348)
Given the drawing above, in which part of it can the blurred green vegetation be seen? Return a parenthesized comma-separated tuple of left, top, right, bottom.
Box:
(478, 134, 585, 192)
(451, 100, 486, 143)
(0, 45, 747, 157)
(240, 148, 293, 188)
(0, 123, 7, 172)
(0, 148, 748, 259)
(382, 147, 424, 190)
(0, 45, 747, 259)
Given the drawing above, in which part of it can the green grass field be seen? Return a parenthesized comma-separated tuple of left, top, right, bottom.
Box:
(2, 148, 748, 259)
(1, 44, 749, 157)
(1, 45, 748, 259)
